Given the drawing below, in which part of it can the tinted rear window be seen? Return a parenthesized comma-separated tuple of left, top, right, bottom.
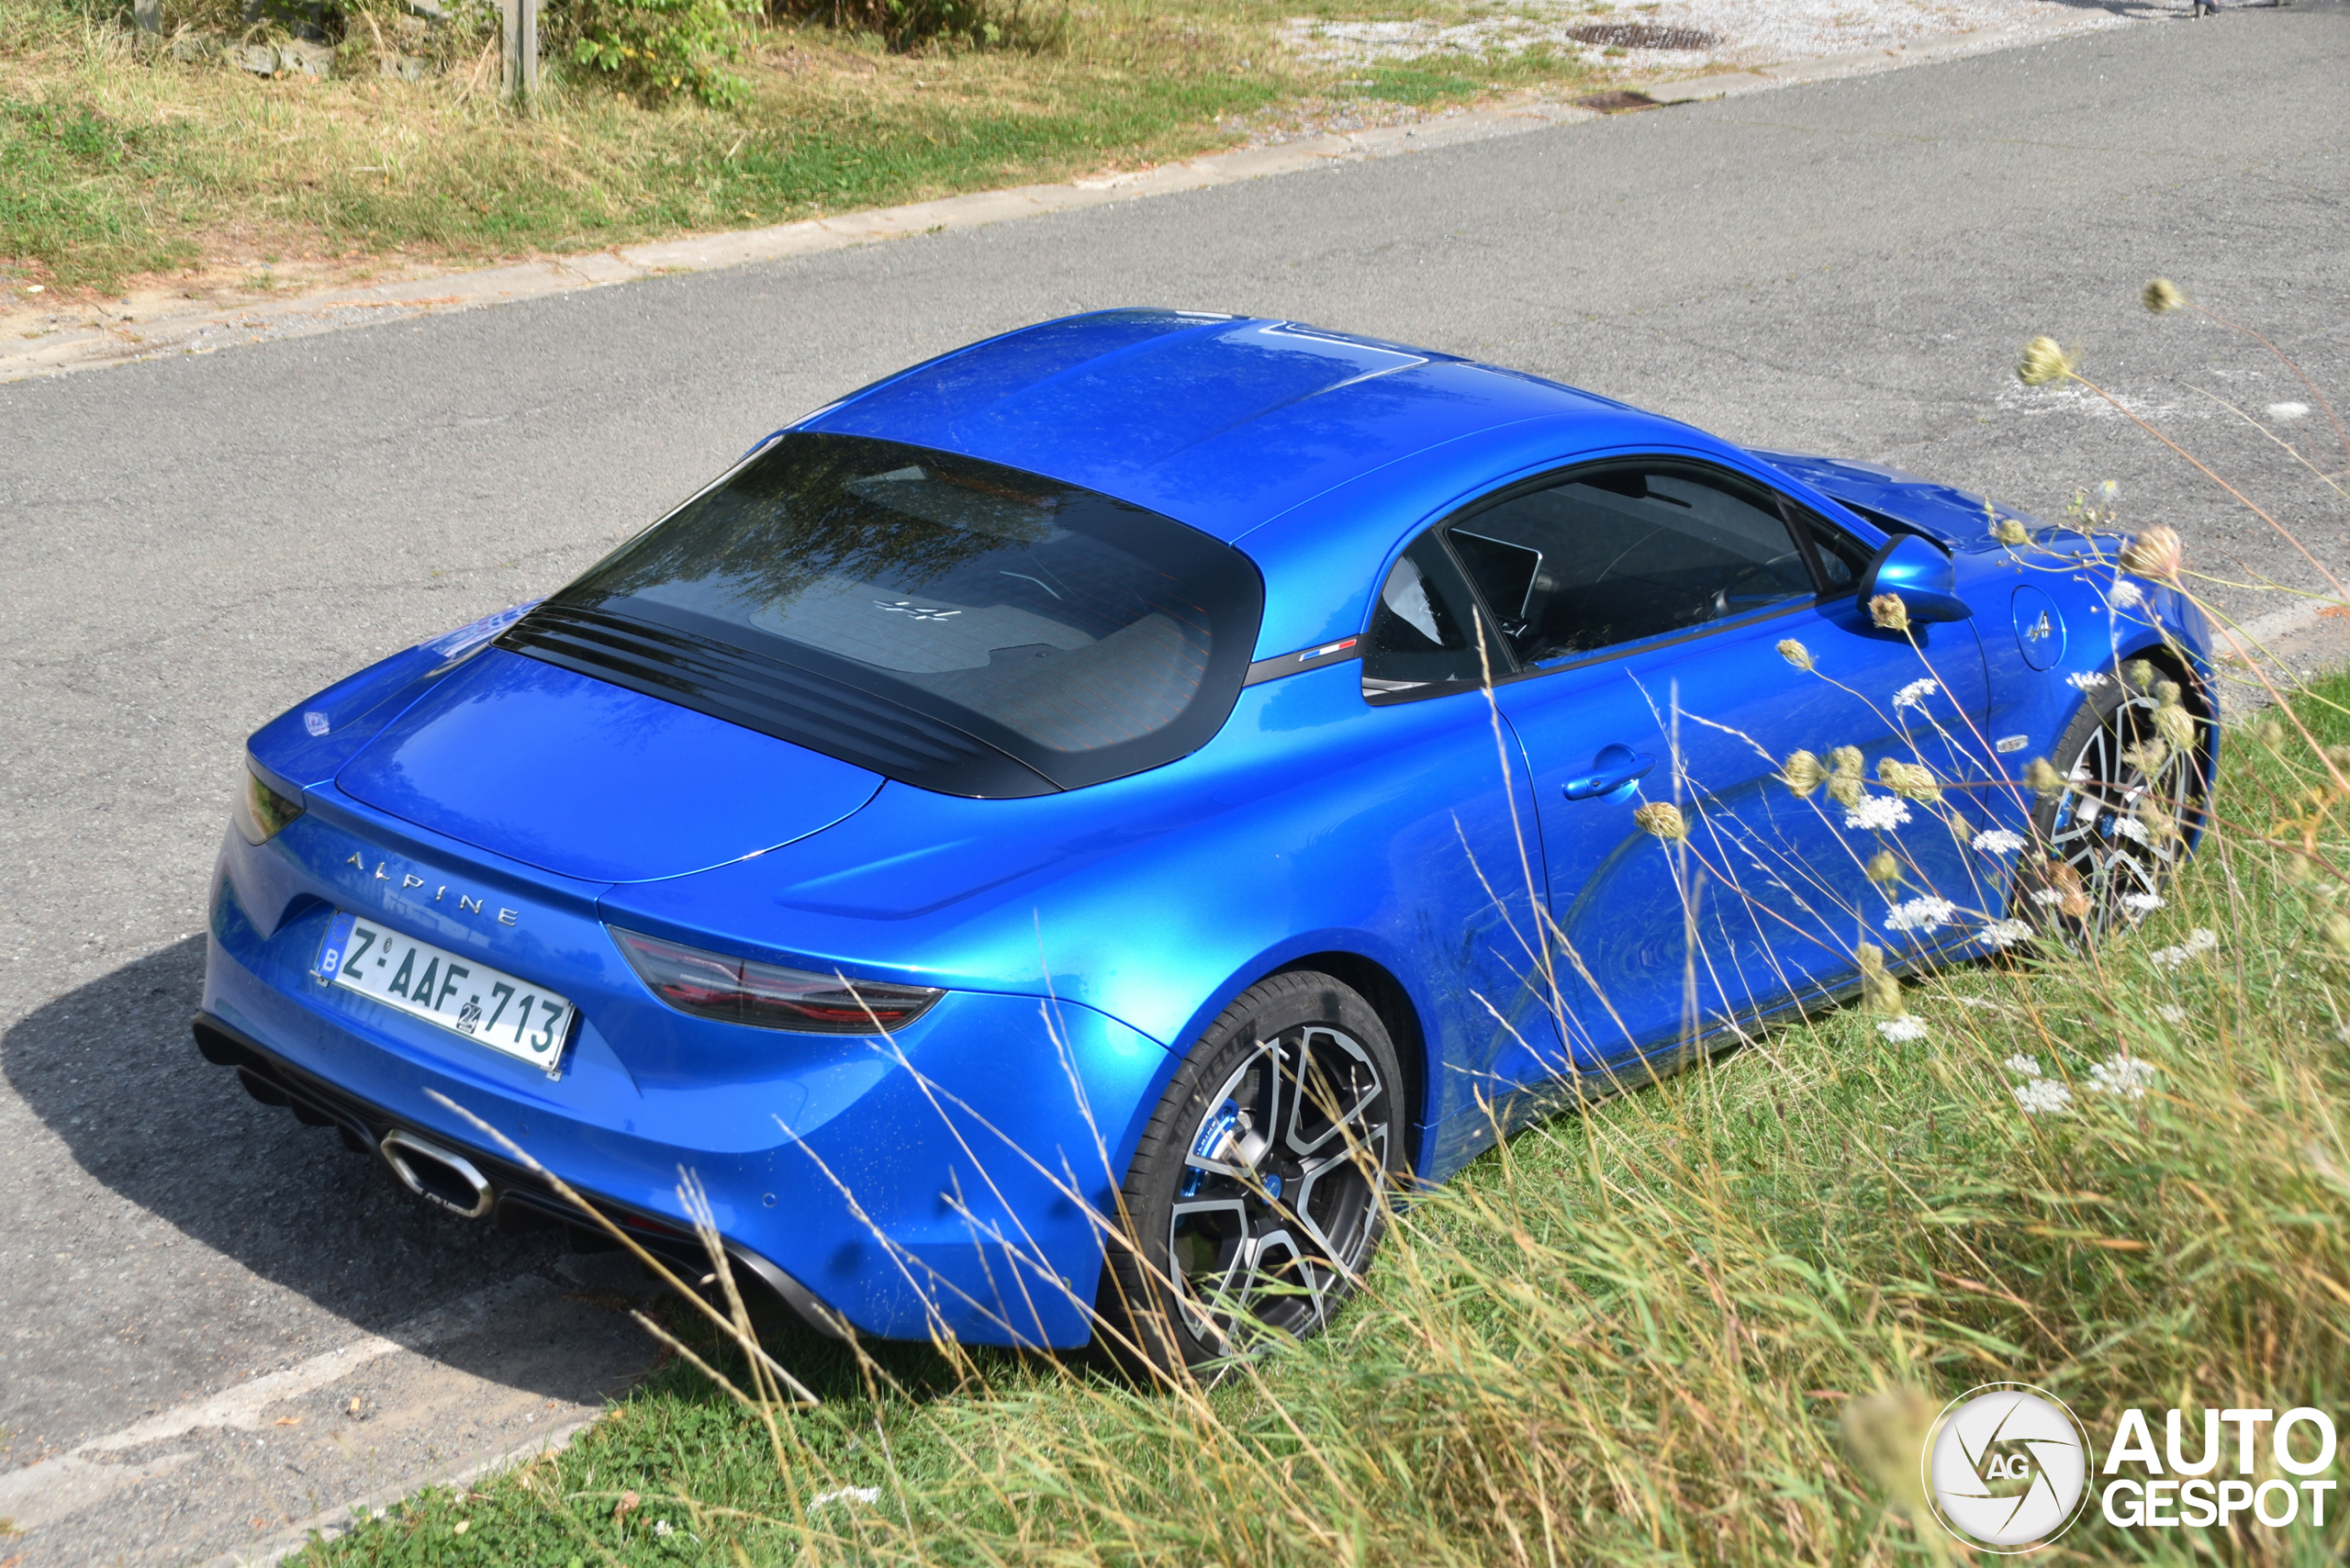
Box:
(504, 433, 1262, 796)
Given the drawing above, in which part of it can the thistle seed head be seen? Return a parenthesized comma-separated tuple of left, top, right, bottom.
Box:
(1866, 849, 1904, 885)
(2045, 860, 2091, 921)
(1780, 749, 1826, 797)
(1632, 801, 1688, 842)
(2322, 912, 2350, 958)
(1777, 637, 1816, 672)
(1857, 943, 1904, 1008)
(2154, 702, 2197, 750)
(2025, 756, 2065, 797)
(2143, 277, 2187, 314)
(2017, 336, 2075, 386)
(1869, 593, 1910, 633)
(2120, 525, 2184, 582)
(1842, 1388, 1941, 1527)
(1826, 745, 1868, 806)
(1878, 757, 1942, 804)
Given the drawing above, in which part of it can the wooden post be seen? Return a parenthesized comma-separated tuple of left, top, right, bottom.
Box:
(501, 0, 539, 106)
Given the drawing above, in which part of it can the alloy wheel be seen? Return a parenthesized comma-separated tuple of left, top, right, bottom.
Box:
(1166, 1023, 1389, 1350)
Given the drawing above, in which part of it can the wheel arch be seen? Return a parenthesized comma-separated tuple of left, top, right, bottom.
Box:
(2118, 637, 2221, 800)
(1270, 949, 1428, 1175)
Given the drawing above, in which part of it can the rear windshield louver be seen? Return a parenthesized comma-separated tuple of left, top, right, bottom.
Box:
(498, 601, 1058, 798)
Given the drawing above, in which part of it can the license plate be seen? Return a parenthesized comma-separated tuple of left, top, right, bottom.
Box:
(317, 912, 574, 1071)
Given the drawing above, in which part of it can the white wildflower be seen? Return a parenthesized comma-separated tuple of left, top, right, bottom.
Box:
(2113, 817, 2150, 845)
(808, 1487, 882, 1513)
(2031, 888, 2067, 906)
(1886, 895, 1958, 933)
(1893, 678, 1940, 711)
(2269, 401, 2311, 422)
(1877, 1016, 1928, 1041)
(1972, 828, 2028, 855)
(2004, 1054, 2042, 1077)
(2111, 579, 2146, 609)
(2067, 670, 2110, 691)
(2087, 1055, 2156, 1101)
(2156, 1004, 2187, 1024)
(1844, 795, 1913, 832)
(2013, 1077, 2075, 1115)
(2149, 927, 2219, 969)
(655, 1520, 675, 1539)
(2119, 890, 2165, 913)
(1980, 918, 2033, 949)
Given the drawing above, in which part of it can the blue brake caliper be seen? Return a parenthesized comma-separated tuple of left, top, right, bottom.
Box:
(1179, 1099, 1241, 1198)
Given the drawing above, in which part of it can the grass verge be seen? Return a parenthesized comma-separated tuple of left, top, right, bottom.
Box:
(0, 0, 1598, 296)
(296, 663, 2350, 1564)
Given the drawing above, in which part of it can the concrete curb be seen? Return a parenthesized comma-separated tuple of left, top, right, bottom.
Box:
(195, 1411, 607, 1568)
(0, 13, 2140, 387)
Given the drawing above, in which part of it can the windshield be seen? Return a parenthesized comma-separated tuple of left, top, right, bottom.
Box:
(503, 433, 1263, 796)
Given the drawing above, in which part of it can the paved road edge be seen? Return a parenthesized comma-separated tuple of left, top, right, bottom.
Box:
(0, 14, 2138, 387)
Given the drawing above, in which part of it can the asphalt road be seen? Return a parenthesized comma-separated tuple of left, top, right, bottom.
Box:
(3, 6, 2346, 1561)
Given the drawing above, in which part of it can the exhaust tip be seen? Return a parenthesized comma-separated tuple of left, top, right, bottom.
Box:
(380, 1129, 493, 1220)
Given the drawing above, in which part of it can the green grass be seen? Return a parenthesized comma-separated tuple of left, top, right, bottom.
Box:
(297, 664, 2350, 1566)
(0, 0, 1600, 292)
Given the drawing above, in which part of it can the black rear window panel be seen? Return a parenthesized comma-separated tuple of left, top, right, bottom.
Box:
(501, 433, 1264, 798)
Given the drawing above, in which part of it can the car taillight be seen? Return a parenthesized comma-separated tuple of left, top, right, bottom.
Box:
(232, 758, 305, 846)
(610, 927, 944, 1035)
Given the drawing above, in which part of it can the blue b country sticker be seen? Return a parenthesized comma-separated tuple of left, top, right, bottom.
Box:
(313, 911, 357, 981)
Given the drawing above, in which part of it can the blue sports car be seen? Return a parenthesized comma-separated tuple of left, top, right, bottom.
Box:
(199, 310, 2210, 1371)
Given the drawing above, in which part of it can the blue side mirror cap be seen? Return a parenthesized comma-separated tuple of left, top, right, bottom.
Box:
(1859, 533, 1973, 623)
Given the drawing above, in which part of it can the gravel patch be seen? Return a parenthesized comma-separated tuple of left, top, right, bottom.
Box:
(1282, 0, 2166, 73)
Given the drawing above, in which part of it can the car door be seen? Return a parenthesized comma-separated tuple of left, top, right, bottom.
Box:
(1435, 455, 1991, 1077)
(1357, 531, 1596, 1114)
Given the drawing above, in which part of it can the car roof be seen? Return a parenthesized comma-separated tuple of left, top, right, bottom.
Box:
(802, 309, 1761, 655)
(808, 310, 1692, 536)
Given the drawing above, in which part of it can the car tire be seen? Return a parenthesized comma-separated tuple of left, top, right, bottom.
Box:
(1095, 970, 1405, 1379)
(2020, 665, 2206, 941)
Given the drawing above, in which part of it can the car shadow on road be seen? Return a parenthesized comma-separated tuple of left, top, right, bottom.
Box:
(0, 935, 656, 1403)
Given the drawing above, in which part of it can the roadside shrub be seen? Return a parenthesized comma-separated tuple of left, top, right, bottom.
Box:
(557, 0, 757, 106)
(774, 0, 1065, 53)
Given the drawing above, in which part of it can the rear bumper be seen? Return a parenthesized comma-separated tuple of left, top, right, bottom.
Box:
(202, 845, 1179, 1349)
(191, 1009, 845, 1336)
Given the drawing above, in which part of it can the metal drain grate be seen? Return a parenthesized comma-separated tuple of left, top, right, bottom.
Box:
(1568, 23, 1720, 50)
(1575, 89, 1664, 113)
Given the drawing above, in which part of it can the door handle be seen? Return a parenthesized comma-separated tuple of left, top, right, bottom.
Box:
(1561, 744, 1656, 801)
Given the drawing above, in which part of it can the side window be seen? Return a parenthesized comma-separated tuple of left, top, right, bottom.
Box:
(1793, 502, 1875, 592)
(1443, 461, 1816, 666)
(1362, 533, 1502, 699)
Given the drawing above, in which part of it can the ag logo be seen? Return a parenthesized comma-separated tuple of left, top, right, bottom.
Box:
(1922, 1383, 2092, 1551)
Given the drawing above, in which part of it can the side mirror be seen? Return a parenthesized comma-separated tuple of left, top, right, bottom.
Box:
(1858, 533, 1972, 623)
